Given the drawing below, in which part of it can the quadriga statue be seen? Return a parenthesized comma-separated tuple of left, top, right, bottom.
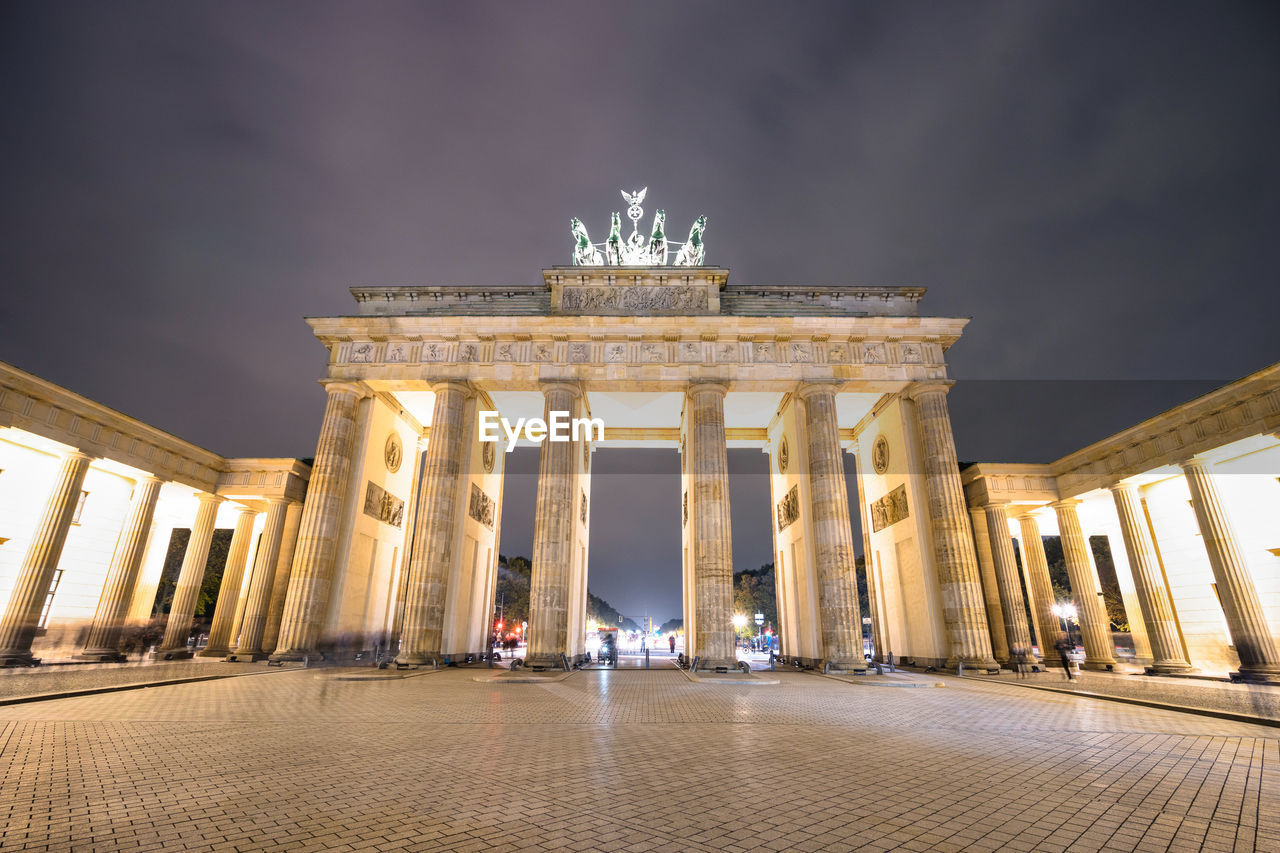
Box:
(570, 218, 602, 266)
(674, 215, 707, 267)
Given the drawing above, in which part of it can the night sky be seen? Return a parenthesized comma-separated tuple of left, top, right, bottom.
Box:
(3, 2, 1278, 622)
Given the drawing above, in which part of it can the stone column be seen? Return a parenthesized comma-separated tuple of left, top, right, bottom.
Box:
(271, 381, 365, 662)
(1109, 483, 1192, 673)
(157, 492, 224, 658)
(686, 382, 737, 671)
(79, 476, 163, 661)
(260, 501, 303, 655)
(1052, 500, 1117, 669)
(0, 450, 93, 666)
(906, 384, 998, 671)
(396, 382, 473, 666)
(798, 385, 866, 671)
(1181, 459, 1280, 681)
(983, 504, 1035, 663)
(388, 434, 429, 651)
(230, 499, 292, 660)
(199, 508, 259, 657)
(525, 383, 581, 669)
(850, 444, 885, 662)
(968, 506, 1010, 665)
(1017, 513, 1063, 665)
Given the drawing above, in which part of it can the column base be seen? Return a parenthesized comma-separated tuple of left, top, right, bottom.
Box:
(1081, 660, 1118, 672)
(949, 656, 1002, 674)
(1145, 662, 1195, 675)
(691, 657, 740, 673)
(76, 650, 127, 663)
(269, 648, 319, 664)
(0, 651, 40, 667)
(197, 647, 229, 658)
(522, 654, 570, 671)
(150, 648, 193, 661)
(823, 658, 869, 674)
(393, 651, 440, 668)
(224, 651, 270, 662)
(1231, 667, 1280, 685)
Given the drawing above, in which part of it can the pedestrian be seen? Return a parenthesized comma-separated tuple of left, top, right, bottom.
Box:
(1055, 636, 1075, 680)
(668, 634, 676, 654)
(1013, 646, 1029, 679)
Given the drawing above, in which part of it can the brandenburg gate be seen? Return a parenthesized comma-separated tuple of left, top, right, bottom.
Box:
(266, 192, 1001, 674)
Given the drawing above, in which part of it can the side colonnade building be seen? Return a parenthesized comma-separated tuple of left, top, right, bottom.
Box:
(959, 362, 1280, 682)
(0, 361, 311, 665)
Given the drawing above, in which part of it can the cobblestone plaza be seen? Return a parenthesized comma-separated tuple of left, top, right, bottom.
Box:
(2, 667, 1276, 852)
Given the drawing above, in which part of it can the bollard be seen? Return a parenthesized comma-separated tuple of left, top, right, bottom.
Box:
(768, 651, 776, 672)
(644, 648, 650, 669)
(887, 652, 895, 673)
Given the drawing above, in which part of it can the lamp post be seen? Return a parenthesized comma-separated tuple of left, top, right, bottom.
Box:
(1051, 602, 1078, 650)
(754, 612, 764, 652)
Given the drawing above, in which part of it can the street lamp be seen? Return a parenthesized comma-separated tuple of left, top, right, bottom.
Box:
(754, 612, 764, 651)
(1051, 603, 1078, 649)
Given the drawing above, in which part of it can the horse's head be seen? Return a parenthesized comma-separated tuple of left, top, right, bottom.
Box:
(688, 215, 707, 246)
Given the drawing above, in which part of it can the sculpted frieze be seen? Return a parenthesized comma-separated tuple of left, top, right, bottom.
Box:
(559, 285, 707, 315)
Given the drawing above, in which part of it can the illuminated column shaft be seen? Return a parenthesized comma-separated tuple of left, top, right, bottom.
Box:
(397, 382, 472, 665)
(231, 499, 292, 659)
(79, 476, 163, 660)
(852, 444, 885, 661)
(0, 451, 93, 666)
(525, 383, 581, 668)
(1052, 500, 1117, 669)
(158, 493, 224, 656)
(259, 501, 304, 655)
(271, 381, 364, 661)
(968, 506, 1010, 664)
(1109, 484, 1191, 673)
(1181, 459, 1280, 680)
(1017, 514, 1062, 666)
(687, 383, 737, 670)
(199, 508, 259, 656)
(983, 504, 1035, 662)
(907, 385, 998, 670)
(798, 385, 866, 671)
(388, 435, 429, 650)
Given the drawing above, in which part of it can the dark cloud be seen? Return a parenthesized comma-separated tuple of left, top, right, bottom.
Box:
(3, 2, 1278, 618)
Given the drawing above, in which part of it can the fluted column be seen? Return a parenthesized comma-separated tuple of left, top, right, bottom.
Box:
(1109, 484, 1192, 673)
(396, 382, 473, 666)
(157, 492, 224, 657)
(0, 450, 93, 666)
(983, 504, 1035, 663)
(388, 434, 429, 651)
(79, 476, 163, 661)
(968, 506, 1010, 664)
(230, 499, 292, 660)
(525, 383, 581, 669)
(260, 501, 303, 655)
(1017, 513, 1062, 665)
(851, 443, 885, 662)
(1181, 459, 1280, 681)
(1053, 500, 1117, 669)
(906, 384, 998, 671)
(271, 381, 366, 662)
(798, 385, 866, 671)
(686, 382, 737, 670)
(199, 508, 258, 656)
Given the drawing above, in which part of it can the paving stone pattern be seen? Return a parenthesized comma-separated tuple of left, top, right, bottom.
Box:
(0, 668, 1276, 852)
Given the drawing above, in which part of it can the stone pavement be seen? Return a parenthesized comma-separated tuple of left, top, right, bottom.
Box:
(0, 668, 1276, 852)
(0, 659, 268, 704)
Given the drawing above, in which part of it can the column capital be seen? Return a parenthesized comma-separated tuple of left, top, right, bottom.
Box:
(265, 497, 292, 508)
(61, 449, 95, 463)
(428, 379, 473, 397)
(538, 380, 582, 399)
(1050, 499, 1082, 511)
(902, 380, 955, 401)
(686, 380, 729, 398)
(196, 491, 225, 507)
(319, 379, 369, 398)
(134, 475, 164, 487)
(794, 381, 841, 401)
(1107, 481, 1138, 496)
(981, 501, 1010, 512)
(233, 504, 259, 518)
(1178, 456, 1213, 474)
